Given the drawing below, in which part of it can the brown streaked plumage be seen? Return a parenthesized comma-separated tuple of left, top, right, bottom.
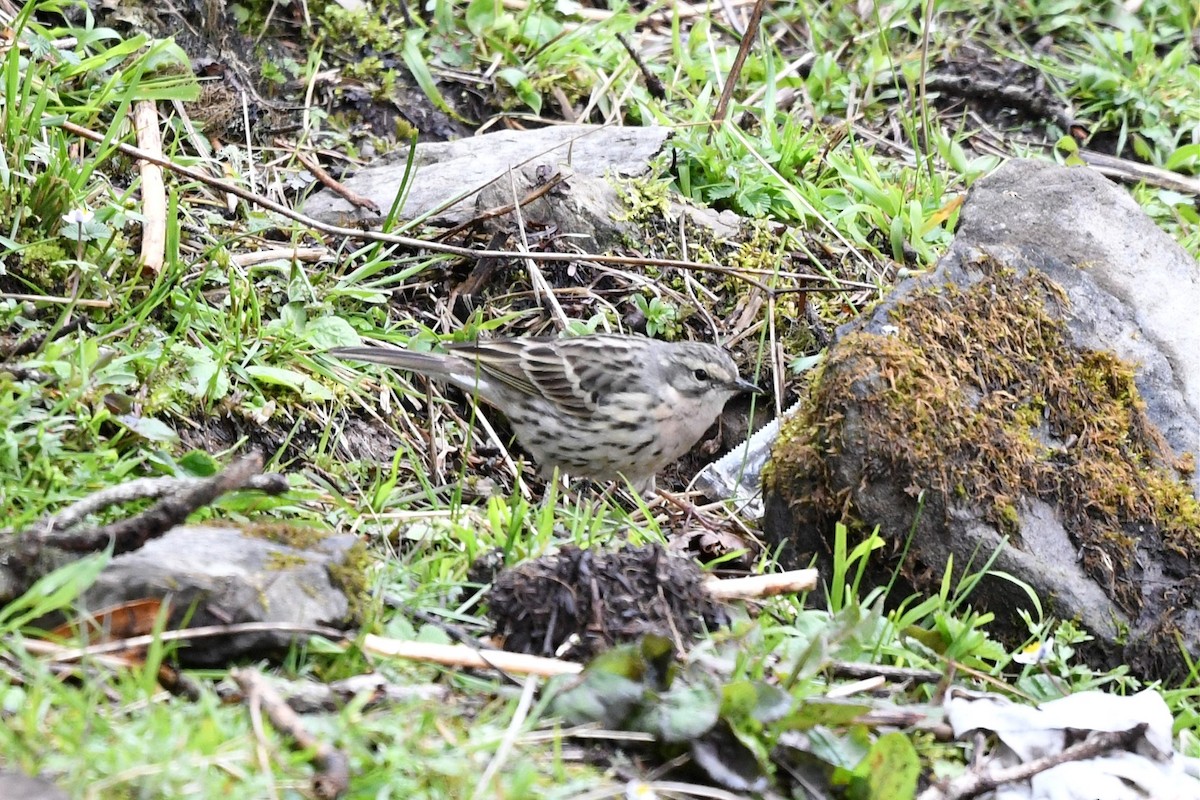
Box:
(330, 334, 759, 493)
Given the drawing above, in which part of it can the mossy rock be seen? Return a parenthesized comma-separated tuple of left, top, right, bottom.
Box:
(762, 159, 1200, 681)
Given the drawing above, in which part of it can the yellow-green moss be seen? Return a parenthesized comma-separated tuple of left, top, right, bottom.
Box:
(242, 521, 333, 551)
(613, 176, 675, 226)
(265, 551, 309, 571)
(767, 256, 1200, 613)
(17, 241, 71, 286)
(243, 521, 370, 624)
(608, 181, 825, 357)
(327, 538, 372, 625)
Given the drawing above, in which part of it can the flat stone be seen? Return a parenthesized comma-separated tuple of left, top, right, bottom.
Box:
(302, 124, 672, 230)
(85, 524, 359, 665)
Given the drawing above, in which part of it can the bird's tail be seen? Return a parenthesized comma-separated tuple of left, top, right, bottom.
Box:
(328, 346, 458, 377)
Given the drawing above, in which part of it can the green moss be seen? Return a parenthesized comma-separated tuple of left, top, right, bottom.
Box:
(265, 551, 309, 571)
(17, 241, 71, 285)
(613, 176, 674, 225)
(314, 5, 407, 94)
(242, 521, 333, 551)
(327, 538, 372, 625)
(767, 256, 1200, 613)
(242, 522, 370, 624)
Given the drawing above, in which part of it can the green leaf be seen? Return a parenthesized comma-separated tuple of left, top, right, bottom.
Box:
(889, 213, 906, 262)
(705, 183, 736, 200)
(720, 681, 759, 722)
(737, 184, 771, 217)
(549, 670, 645, 728)
(245, 365, 309, 391)
(1054, 134, 1079, 155)
(519, 12, 562, 46)
(858, 732, 919, 800)
(1165, 142, 1200, 172)
(244, 366, 334, 401)
(496, 67, 542, 115)
(721, 680, 793, 726)
(637, 682, 720, 742)
(751, 681, 795, 724)
(403, 30, 462, 121)
(841, 174, 899, 217)
(304, 316, 360, 349)
(782, 698, 871, 730)
(116, 414, 179, 444)
(465, 0, 499, 36)
(178, 450, 220, 477)
(185, 356, 230, 401)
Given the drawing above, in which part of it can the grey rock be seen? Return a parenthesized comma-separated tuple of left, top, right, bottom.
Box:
(954, 159, 1200, 492)
(0, 772, 70, 800)
(763, 158, 1200, 680)
(302, 125, 672, 239)
(85, 524, 359, 665)
(473, 163, 637, 252)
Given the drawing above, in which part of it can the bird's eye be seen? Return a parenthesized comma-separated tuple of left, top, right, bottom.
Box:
(693, 368, 710, 382)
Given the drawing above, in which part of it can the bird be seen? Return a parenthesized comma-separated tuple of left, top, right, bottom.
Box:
(330, 334, 760, 494)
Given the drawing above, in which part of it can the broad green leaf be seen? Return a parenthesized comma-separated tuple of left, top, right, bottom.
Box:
(859, 732, 919, 800)
(637, 683, 720, 743)
(304, 316, 360, 349)
(244, 366, 334, 401)
(116, 414, 179, 444)
(549, 670, 644, 728)
(245, 365, 309, 391)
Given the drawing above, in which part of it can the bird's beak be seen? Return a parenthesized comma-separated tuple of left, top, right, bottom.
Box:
(734, 377, 763, 394)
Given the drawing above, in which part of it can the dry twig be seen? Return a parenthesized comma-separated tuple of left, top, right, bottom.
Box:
(361, 568, 821, 676)
(917, 725, 1148, 800)
(711, 0, 768, 128)
(27, 452, 287, 554)
(2, 454, 289, 604)
(232, 667, 351, 800)
(294, 147, 381, 214)
(0, 316, 86, 359)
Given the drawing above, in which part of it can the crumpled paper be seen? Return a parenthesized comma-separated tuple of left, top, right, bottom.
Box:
(944, 687, 1200, 800)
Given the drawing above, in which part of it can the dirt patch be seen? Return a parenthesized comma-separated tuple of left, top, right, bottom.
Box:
(485, 543, 729, 659)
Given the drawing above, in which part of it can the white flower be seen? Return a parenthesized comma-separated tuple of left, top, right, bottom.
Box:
(625, 780, 657, 800)
(1013, 638, 1054, 665)
(61, 208, 95, 226)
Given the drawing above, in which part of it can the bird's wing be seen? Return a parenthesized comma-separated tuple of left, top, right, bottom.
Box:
(446, 338, 604, 417)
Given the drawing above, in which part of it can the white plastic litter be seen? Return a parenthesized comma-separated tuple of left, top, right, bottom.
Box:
(943, 688, 1200, 800)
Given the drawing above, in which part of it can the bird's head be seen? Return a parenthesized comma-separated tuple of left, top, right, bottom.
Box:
(665, 343, 761, 405)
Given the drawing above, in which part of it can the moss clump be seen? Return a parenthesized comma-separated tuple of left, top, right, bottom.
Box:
(613, 176, 675, 226)
(16, 241, 71, 285)
(767, 256, 1200, 614)
(265, 550, 309, 572)
(243, 521, 370, 623)
(327, 538, 372, 625)
(243, 521, 333, 551)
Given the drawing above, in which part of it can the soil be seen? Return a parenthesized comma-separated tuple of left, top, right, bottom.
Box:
(485, 542, 729, 659)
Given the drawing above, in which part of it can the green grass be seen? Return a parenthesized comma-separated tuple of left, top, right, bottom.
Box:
(1, 0, 1198, 796)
